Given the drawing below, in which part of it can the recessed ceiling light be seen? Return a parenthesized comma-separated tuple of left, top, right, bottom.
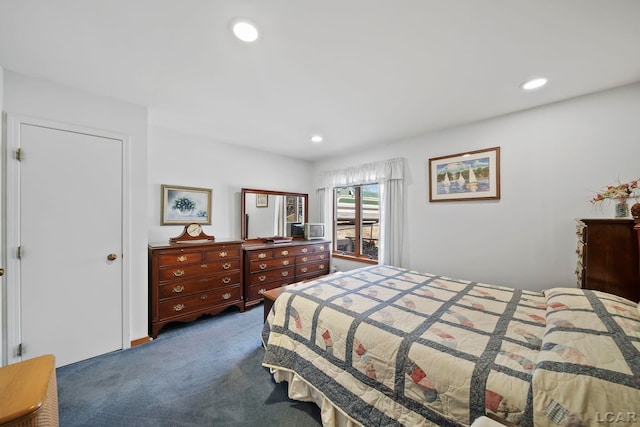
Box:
(521, 77, 548, 91)
(311, 135, 323, 143)
(231, 19, 259, 43)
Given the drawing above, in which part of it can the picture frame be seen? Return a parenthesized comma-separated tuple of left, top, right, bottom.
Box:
(161, 184, 212, 225)
(256, 193, 268, 208)
(428, 146, 500, 202)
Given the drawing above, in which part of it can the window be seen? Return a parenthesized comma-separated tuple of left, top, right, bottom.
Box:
(333, 184, 379, 261)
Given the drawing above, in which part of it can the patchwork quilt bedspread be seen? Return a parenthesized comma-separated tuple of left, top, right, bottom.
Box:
(261, 265, 640, 426)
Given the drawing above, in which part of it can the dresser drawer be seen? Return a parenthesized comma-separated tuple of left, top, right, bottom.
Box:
(272, 247, 296, 257)
(158, 272, 241, 300)
(158, 285, 242, 319)
(248, 250, 273, 261)
(157, 250, 203, 267)
(205, 258, 241, 273)
(204, 247, 241, 261)
(296, 252, 328, 264)
(158, 259, 240, 282)
(283, 245, 323, 256)
(250, 256, 295, 273)
(249, 266, 295, 285)
(296, 260, 329, 276)
(310, 242, 330, 253)
(248, 280, 295, 301)
(295, 242, 329, 254)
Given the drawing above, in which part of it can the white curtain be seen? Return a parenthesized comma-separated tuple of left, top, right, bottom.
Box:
(273, 195, 284, 237)
(316, 158, 404, 266)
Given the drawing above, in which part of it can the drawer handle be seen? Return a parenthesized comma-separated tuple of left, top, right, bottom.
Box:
(201, 295, 207, 300)
(258, 253, 267, 259)
(219, 251, 228, 258)
(320, 264, 325, 269)
(281, 250, 289, 256)
(173, 269, 184, 277)
(320, 254, 325, 259)
(302, 248, 308, 253)
(258, 288, 266, 295)
(319, 246, 325, 250)
(259, 263, 267, 270)
(177, 255, 188, 262)
(222, 293, 231, 300)
(222, 277, 231, 284)
(173, 304, 185, 312)
(222, 263, 231, 270)
(200, 278, 209, 283)
(281, 271, 289, 277)
(301, 267, 308, 273)
(258, 275, 266, 282)
(201, 264, 208, 268)
(301, 257, 308, 262)
(282, 260, 290, 266)
(172, 285, 185, 293)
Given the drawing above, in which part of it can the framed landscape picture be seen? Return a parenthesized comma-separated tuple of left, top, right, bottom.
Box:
(428, 146, 500, 202)
(161, 184, 212, 225)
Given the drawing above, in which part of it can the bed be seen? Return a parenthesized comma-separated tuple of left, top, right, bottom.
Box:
(261, 265, 640, 427)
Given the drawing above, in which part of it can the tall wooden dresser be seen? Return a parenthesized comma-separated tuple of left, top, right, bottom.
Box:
(148, 240, 244, 338)
(243, 240, 331, 309)
(575, 218, 640, 302)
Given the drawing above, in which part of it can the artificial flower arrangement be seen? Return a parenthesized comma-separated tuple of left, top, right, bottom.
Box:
(590, 177, 639, 204)
(590, 177, 640, 218)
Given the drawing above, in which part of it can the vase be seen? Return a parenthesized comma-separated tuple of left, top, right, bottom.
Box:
(614, 198, 629, 218)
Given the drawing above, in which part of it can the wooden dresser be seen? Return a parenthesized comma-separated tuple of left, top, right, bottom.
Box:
(575, 218, 640, 302)
(243, 240, 331, 308)
(148, 240, 244, 338)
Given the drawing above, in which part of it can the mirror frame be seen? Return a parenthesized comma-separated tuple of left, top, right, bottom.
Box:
(241, 188, 309, 241)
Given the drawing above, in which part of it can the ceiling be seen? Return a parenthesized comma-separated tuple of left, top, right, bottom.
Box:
(1, 1, 639, 161)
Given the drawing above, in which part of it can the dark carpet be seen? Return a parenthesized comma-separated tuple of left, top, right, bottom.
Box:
(56, 306, 322, 426)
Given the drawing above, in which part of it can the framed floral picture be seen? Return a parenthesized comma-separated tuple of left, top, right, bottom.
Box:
(428, 147, 500, 202)
(161, 184, 212, 225)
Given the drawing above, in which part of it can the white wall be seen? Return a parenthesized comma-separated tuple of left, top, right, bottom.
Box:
(1, 70, 149, 341)
(147, 126, 314, 243)
(2, 68, 637, 352)
(314, 83, 640, 291)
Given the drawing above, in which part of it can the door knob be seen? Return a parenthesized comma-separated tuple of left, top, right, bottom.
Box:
(0, 268, 4, 276)
(107, 253, 117, 261)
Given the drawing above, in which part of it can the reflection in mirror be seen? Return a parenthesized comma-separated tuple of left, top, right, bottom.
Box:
(241, 188, 308, 240)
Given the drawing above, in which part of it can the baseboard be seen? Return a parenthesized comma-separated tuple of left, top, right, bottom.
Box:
(131, 336, 151, 347)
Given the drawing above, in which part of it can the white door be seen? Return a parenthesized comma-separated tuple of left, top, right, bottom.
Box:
(17, 123, 123, 367)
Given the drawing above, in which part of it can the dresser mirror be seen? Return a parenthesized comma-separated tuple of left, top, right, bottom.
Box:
(241, 188, 308, 241)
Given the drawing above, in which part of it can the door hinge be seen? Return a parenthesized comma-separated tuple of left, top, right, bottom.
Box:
(17, 343, 23, 357)
(17, 246, 23, 259)
(16, 148, 23, 161)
